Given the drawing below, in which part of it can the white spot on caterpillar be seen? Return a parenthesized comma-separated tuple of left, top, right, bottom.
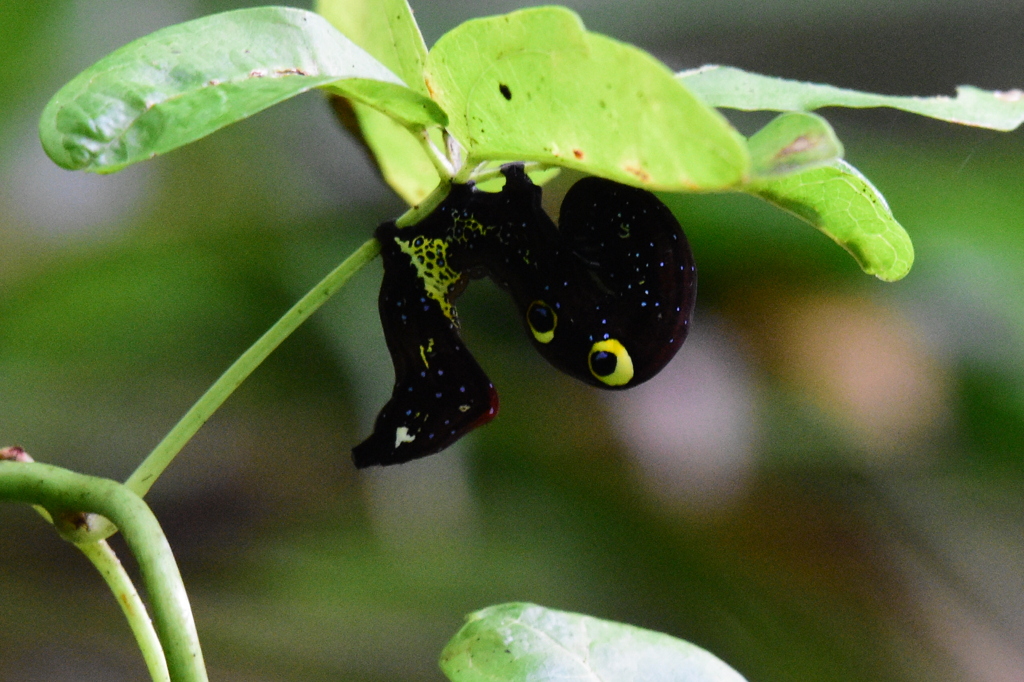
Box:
(395, 427, 416, 448)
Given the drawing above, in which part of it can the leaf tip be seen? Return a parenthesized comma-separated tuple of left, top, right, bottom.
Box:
(872, 253, 914, 282)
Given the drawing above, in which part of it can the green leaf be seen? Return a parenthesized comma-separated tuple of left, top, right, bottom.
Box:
(679, 65, 1024, 131)
(315, 0, 428, 96)
(744, 160, 914, 281)
(316, 0, 440, 203)
(40, 7, 409, 173)
(747, 112, 843, 178)
(424, 7, 750, 191)
(340, 102, 441, 205)
(441, 603, 747, 682)
(324, 78, 446, 129)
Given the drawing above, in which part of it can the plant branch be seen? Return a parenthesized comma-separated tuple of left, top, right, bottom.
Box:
(0, 461, 206, 682)
(420, 127, 456, 179)
(77, 540, 171, 682)
(395, 181, 452, 228)
(121, 237, 381, 500)
(3, 448, 168, 680)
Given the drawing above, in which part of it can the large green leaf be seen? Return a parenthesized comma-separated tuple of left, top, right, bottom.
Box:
(39, 7, 419, 173)
(440, 603, 747, 682)
(680, 65, 1024, 131)
(424, 7, 749, 191)
(744, 160, 914, 281)
(315, 0, 428, 96)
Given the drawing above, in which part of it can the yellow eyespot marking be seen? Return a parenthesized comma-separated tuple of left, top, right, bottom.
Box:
(526, 300, 557, 344)
(419, 338, 435, 367)
(395, 237, 461, 322)
(588, 339, 634, 386)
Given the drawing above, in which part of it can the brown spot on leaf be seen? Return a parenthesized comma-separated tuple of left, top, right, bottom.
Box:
(573, 149, 585, 160)
(777, 134, 818, 158)
(274, 68, 308, 77)
(249, 69, 267, 78)
(623, 164, 651, 183)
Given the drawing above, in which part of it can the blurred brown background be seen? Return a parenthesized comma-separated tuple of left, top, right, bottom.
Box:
(2, 1, 1023, 680)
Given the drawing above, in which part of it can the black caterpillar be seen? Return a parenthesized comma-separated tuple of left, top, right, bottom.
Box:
(352, 164, 696, 467)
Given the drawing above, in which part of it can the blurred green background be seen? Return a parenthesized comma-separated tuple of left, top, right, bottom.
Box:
(2, 1, 1023, 680)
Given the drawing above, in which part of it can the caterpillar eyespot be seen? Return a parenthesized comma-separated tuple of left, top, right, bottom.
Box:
(588, 339, 634, 386)
(527, 300, 557, 343)
(351, 163, 696, 468)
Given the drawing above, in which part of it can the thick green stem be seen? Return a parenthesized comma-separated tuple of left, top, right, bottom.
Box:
(77, 540, 170, 682)
(125, 237, 381, 499)
(0, 461, 206, 682)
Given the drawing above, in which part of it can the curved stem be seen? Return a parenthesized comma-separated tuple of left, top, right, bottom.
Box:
(4, 448, 166, 679)
(77, 540, 170, 682)
(125, 237, 381, 497)
(0, 461, 206, 682)
(419, 127, 455, 179)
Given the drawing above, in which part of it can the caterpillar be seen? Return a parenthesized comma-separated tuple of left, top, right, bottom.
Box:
(352, 164, 696, 467)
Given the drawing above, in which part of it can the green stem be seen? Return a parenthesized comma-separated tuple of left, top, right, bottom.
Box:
(396, 181, 452, 228)
(419, 127, 456, 179)
(77, 540, 170, 682)
(0, 461, 206, 682)
(125, 237, 381, 499)
(459, 161, 553, 186)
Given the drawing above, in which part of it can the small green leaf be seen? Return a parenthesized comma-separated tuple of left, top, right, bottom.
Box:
(748, 112, 843, 178)
(325, 78, 446, 129)
(316, 0, 428, 96)
(679, 65, 1024, 131)
(440, 603, 747, 682)
(424, 7, 749, 191)
(745, 160, 914, 281)
(343, 101, 441, 205)
(40, 7, 408, 173)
